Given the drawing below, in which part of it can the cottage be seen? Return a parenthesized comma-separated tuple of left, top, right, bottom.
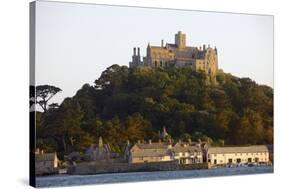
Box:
(207, 145, 269, 166)
(84, 136, 121, 162)
(130, 140, 173, 163)
(35, 150, 60, 175)
(172, 142, 203, 164)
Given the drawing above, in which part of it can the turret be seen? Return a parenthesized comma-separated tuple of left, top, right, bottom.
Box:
(175, 31, 186, 49)
(203, 44, 206, 51)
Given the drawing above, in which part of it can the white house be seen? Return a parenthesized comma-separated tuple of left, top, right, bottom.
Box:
(207, 145, 269, 166)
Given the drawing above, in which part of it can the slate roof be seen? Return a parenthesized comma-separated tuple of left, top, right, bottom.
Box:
(131, 149, 172, 157)
(173, 142, 202, 153)
(135, 143, 169, 149)
(35, 153, 57, 162)
(208, 145, 269, 154)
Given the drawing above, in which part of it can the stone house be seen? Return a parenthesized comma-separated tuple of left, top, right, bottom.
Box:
(172, 141, 203, 164)
(207, 145, 270, 166)
(130, 140, 173, 163)
(35, 150, 60, 175)
(84, 137, 121, 163)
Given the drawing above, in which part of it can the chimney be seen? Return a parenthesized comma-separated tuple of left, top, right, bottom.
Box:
(208, 44, 210, 48)
(133, 47, 136, 56)
(161, 40, 164, 47)
(137, 47, 140, 56)
(149, 139, 152, 144)
(203, 45, 206, 51)
(137, 140, 141, 144)
(199, 46, 202, 50)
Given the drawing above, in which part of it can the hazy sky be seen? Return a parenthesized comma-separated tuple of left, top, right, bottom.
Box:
(35, 1, 273, 106)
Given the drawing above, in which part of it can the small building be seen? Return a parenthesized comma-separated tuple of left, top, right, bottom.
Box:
(207, 145, 269, 166)
(35, 150, 60, 175)
(172, 142, 203, 164)
(130, 140, 173, 163)
(84, 136, 121, 162)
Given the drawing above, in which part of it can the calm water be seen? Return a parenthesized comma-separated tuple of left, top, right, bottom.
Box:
(36, 166, 273, 188)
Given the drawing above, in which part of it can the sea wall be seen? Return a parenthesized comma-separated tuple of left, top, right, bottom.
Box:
(67, 161, 208, 175)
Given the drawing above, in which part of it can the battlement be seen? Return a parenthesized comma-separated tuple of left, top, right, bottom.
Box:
(129, 32, 218, 83)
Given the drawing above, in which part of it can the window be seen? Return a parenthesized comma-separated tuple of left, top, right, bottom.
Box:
(154, 61, 157, 67)
(160, 61, 163, 67)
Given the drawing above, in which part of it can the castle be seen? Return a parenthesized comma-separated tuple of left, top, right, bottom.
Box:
(129, 31, 219, 82)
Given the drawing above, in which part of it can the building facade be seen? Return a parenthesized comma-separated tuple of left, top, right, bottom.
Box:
(130, 140, 173, 163)
(172, 142, 203, 164)
(207, 145, 270, 166)
(129, 31, 218, 82)
(84, 136, 120, 162)
(35, 150, 60, 175)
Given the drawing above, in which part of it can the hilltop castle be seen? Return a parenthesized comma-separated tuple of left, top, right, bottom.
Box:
(129, 31, 219, 82)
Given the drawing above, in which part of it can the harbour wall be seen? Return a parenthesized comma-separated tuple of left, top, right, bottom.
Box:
(67, 161, 208, 175)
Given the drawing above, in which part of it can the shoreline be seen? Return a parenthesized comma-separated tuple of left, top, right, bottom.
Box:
(35, 166, 273, 187)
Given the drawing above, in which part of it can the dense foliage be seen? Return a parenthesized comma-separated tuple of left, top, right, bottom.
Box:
(36, 65, 273, 156)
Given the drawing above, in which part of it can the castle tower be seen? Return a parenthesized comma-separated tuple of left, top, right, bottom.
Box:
(175, 31, 186, 49)
(130, 47, 142, 67)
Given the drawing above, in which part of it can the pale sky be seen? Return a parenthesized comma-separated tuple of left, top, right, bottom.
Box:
(35, 1, 273, 106)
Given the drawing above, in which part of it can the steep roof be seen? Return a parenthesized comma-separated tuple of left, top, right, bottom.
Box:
(173, 142, 202, 153)
(35, 153, 57, 162)
(131, 149, 172, 157)
(135, 143, 169, 149)
(208, 145, 269, 154)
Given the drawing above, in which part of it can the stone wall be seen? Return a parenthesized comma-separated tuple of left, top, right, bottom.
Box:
(67, 161, 208, 175)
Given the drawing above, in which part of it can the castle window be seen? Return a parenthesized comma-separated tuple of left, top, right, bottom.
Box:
(154, 61, 157, 67)
(160, 61, 163, 67)
(165, 62, 168, 67)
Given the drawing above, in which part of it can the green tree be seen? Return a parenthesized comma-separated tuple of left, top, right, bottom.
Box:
(36, 85, 62, 112)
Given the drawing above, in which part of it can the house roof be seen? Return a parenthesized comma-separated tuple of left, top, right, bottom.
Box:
(135, 143, 169, 149)
(208, 145, 269, 154)
(173, 142, 202, 153)
(131, 149, 171, 157)
(35, 153, 57, 162)
(85, 144, 111, 155)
